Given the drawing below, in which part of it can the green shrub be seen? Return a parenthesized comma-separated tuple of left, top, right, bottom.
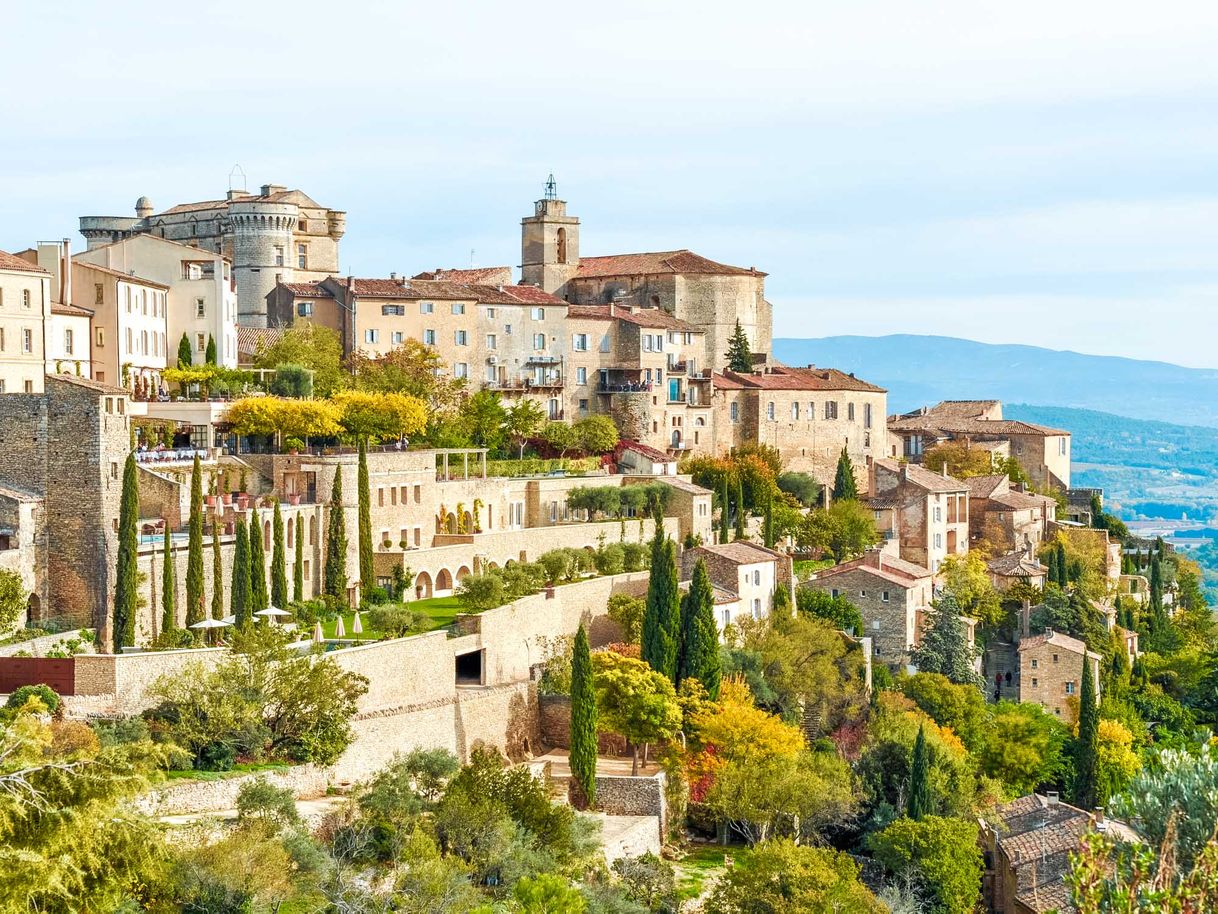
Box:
(622, 542, 648, 572)
(236, 776, 301, 829)
(457, 574, 507, 613)
(6, 684, 60, 714)
(594, 543, 626, 576)
(365, 604, 418, 638)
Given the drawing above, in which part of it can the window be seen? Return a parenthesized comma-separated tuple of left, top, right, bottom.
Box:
(864, 403, 873, 428)
(1032, 677, 1039, 688)
(934, 533, 943, 548)
(599, 333, 610, 352)
(196, 298, 206, 318)
(22, 380, 32, 394)
(486, 334, 497, 350)
(296, 243, 307, 269)
(64, 328, 73, 355)
(753, 570, 761, 585)
(533, 333, 545, 350)
(22, 290, 30, 308)
(1065, 681, 1076, 695)
(392, 331, 403, 345)
(505, 324, 513, 335)
(730, 402, 739, 422)
(18, 329, 30, 353)
(94, 283, 103, 305)
(454, 330, 468, 346)
(791, 402, 800, 420)
(454, 362, 468, 378)
(573, 333, 588, 351)
(825, 401, 838, 419)
(1059, 437, 1067, 456)
(556, 227, 567, 263)
(934, 506, 942, 522)
(530, 307, 545, 320)
(576, 367, 587, 385)
(882, 590, 890, 603)
(365, 329, 380, 344)
(1031, 658, 1039, 669)
(486, 308, 496, 319)
(767, 401, 775, 420)
(451, 302, 466, 315)
(382, 304, 404, 316)
(273, 246, 285, 267)
(420, 301, 434, 314)
(848, 402, 855, 421)
(96, 327, 104, 347)
(196, 333, 206, 352)
(423, 329, 436, 345)
(297, 301, 313, 317)
(377, 488, 384, 507)
(1052, 653, 1059, 663)
(579, 398, 589, 413)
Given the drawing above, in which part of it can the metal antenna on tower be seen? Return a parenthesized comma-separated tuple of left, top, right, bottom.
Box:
(228, 164, 247, 192)
(544, 174, 557, 200)
(470, 248, 476, 268)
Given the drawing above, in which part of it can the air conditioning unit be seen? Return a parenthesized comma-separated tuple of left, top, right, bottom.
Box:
(486, 355, 498, 364)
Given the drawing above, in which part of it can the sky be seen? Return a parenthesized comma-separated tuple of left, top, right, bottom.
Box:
(3, 1, 1218, 366)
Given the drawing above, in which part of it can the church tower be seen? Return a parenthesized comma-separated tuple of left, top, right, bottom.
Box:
(521, 175, 579, 295)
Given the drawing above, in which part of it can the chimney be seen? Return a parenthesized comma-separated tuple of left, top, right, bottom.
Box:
(60, 238, 72, 306)
(1046, 791, 1059, 806)
(941, 463, 949, 478)
(1021, 599, 1032, 638)
(608, 303, 615, 317)
(901, 463, 910, 482)
(389, 272, 397, 280)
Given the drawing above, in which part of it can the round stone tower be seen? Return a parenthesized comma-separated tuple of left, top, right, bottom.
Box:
(228, 200, 298, 327)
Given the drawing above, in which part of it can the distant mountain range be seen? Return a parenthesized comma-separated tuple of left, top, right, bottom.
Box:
(772, 335, 1218, 427)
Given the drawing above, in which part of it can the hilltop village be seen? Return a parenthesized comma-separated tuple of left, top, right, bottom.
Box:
(0, 179, 1214, 913)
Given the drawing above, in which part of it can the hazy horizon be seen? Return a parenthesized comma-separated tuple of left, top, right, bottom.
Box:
(4, 2, 1218, 366)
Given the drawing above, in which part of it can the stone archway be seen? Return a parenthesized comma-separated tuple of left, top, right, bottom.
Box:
(414, 570, 433, 600)
(456, 565, 472, 583)
(436, 568, 454, 593)
(25, 593, 40, 625)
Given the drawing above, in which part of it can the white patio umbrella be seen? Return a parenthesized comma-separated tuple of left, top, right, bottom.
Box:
(254, 607, 292, 625)
(351, 611, 363, 635)
(312, 621, 324, 642)
(334, 615, 347, 638)
(220, 615, 237, 625)
(188, 618, 229, 630)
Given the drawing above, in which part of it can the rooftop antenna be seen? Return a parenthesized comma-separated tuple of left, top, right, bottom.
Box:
(470, 248, 476, 268)
(544, 174, 557, 200)
(228, 164, 247, 192)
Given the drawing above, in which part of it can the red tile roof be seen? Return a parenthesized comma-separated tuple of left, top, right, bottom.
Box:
(338, 277, 566, 306)
(694, 541, 784, 565)
(412, 266, 513, 284)
(873, 458, 968, 493)
(964, 474, 1009, 499)
(0, 249, 48, 274)
(280, 281, 332, 298)
(500, 284, 566, 305)
(574, 249, 765, 279)
(616, 440, 671, 462)
(713, 366, 885, 393)
(567, 304, 700, 331)
(808, 554, 933, 587)
(237, 326, 284, 359)
(889, 414, 1069, 437)
(51, 302, 94, 317)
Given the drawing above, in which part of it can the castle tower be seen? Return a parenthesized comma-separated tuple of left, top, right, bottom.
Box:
(521, 175, 580, 295)
(228, 199, 299, 327)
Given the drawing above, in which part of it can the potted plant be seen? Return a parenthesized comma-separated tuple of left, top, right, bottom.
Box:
(381, 539, 393, 550)
(288, 493, 302, 506)
(399, 539, 408, 549)
(285, 437, 304, 455)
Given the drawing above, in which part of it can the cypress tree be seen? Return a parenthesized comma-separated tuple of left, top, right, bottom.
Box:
(271, 501, 288, 608)
(569, 623, 598, 808)
(185, 455, 205, 625)
(910, 593, 980, 686)
(248, 507, 268, 612)
(176, 332, 193, 369)
(1046, 550, 1059, 586)
(161, 526, 176, 634)
(1056, 544, 1068, 588)
(210, 520, 223, 620)
(833, 447, 859, 501)
(733, 476, 745, 540)
(112, 452, 139, 652)
(907, 724, 932, 820)
(642, 528, 680, 681)
(1072, 656, 1100, 809)
(324, 471, 349, 607)
(763, 489, 775, 548)
(724, 319, 753, 372)
(358, 439, 374, 603)
(231, 516, 251, 627)
(1149, 554, 1163, 608)
(205, 334, 217, 366)
(677, 559, 722, 699)
(718, 477, 729, 544)
(293, 517, 304, 602)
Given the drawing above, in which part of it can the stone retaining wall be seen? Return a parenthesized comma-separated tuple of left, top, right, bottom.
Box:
(135, 764, 332, 816)
(538, 693, 627, 755)
(597, 772, 668, 836)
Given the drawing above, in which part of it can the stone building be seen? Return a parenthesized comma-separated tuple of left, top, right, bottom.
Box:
(0, 375, 130, 638)
(714, 366, 887, 487)
(75, 234, 239, 369)
(801, 551, 934, 665)
(681, 541, 793, 630)
(965, 474, 1057, 553)
(520, 178, 771, 371)
(0, 249, 52, 395)
(869, 459, 969, 573)
(986, 551, 1049, 591)
(889, 400, 1072, 491)
(80, 183, 345, 327)
(1017, 630, 1102, 723)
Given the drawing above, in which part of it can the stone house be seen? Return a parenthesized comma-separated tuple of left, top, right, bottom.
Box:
(519, 178, 771, 372)
(889, 400, 1072, 491)
(712, 365, 887, 488)
(80, 182, 345, 327)
(75, 234, 239, 369)
(0, 249, 52, 395)
(981, 793, 1135, 914)
(800, 550, 934, 665)
(0, 484, 44, 629)
(869, 459, 969, 573)
(1017, 630, 1102, 723)
(966, 474, 1057, 553)
(681, 541, 793, 631)
(986, 551, 1048, 591)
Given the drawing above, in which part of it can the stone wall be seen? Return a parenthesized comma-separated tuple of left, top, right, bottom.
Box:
(134, 763, 332, 816)
(596, 772, 668, 836)
(0, 629, 94, 658)
(538, 693, 627, 755)
(591, 813, 663, 864)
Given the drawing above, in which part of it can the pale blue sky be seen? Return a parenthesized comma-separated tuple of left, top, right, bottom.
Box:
(4, 1, 1218, 365)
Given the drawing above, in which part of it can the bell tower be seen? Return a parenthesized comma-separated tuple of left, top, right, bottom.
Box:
(521, 175, 580, 295)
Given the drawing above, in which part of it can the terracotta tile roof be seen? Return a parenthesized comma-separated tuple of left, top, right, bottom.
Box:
(873, 458, 967, 493)
(714, 366, 885, 393)
(566, 304, 700, 331)
(987, 553, 1048, 577)
(574, 249, 765, 279)
(712, 585, 738, 604)
(808, 554, 933, 588)
(0, 249, 48, 274)
(694, 541, 783, 565)
(989, 489, 1053, 511)
(47, 373, 130, 395)
(51, 302, 93, 317)
(889, 415, 1070, 437)
(499, 284, 566, 305)
(412, 266, 513, 284)
(237, 326, 284, 358)
(1017, 630, 1100, 660)
(616, 440, 671, 462)
(72, 259, 170, 290)
(964, 474, 1009, 499)
(279, 281, 332, 298)
(341, 277, 566, 306)
(921, 400, 1001, 420)
(660, 477, 712, 496)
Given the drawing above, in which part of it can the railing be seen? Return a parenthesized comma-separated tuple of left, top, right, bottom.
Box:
(667, 360, 687, 374)
(598, 382, 654, 393)
(134, 447, 210, 464)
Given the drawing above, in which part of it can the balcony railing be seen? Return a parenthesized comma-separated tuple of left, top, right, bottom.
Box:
(598, 382, 654, 394)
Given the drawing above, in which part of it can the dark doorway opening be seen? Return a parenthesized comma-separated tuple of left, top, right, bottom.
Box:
(455, 650, 484, 686)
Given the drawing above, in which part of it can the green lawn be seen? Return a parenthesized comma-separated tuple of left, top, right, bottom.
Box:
(409, 595, 464, 631)
(793, 557, 835, 580)
(165, 761, 291, 782)
(320, 612, 381, 641)
(675, 844, 730, 901)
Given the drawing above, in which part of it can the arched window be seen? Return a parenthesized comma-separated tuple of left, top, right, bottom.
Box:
(264, 520, 271, 550)
(287, 517, 294, 548)
(556, 228, 567, 264)
(671, 429, 682, 447)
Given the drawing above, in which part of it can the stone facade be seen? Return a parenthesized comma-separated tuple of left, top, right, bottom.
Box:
(682, 541, 792, 629)
(1017, 630, 1102, 724)
(869, 459, 969, 573)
